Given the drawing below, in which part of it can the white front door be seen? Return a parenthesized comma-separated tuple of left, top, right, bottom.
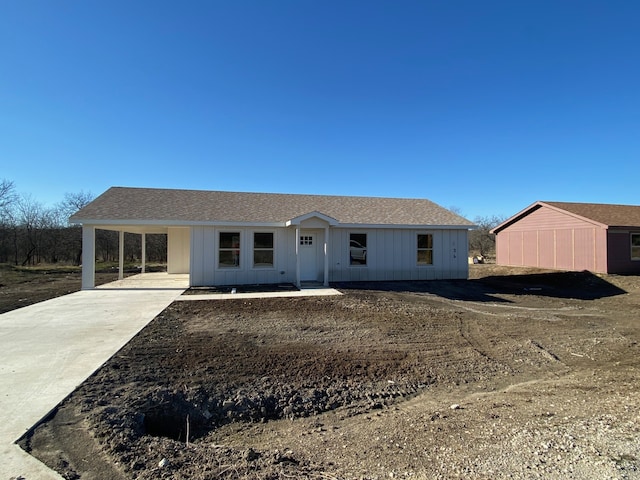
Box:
(299, 233, 319, 281)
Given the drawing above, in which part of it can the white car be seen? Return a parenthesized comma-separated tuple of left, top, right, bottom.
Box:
(350, 240, 367, 262)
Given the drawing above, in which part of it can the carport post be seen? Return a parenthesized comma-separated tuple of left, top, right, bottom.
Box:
(81, 225, 95, 290)
(141, 233, 146, 273)
(295, 226, 301, 288)
(323, 226, 329, 287)
(119, 230, 124, 280)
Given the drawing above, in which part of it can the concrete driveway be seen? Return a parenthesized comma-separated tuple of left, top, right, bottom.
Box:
(0, 273, 188, 479)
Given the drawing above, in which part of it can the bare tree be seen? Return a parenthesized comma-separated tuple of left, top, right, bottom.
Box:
(0, 180, 18, 263)
(469, 215, 506, 259)
(0, 179, 17, 214)
(15, 194, 47, 265)
(448, 206, 464, 217)
(52, 191, 95, 265)
(57, 190, 94, 225)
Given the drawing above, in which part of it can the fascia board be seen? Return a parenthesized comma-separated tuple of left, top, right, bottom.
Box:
(69, 218, 286, 228)
(336, 223, 476, 230)
(490, 202, 545, 234)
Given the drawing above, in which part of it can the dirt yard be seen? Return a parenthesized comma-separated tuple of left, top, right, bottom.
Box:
(11, 265, 640, 479)
(0, 264, 161, 314)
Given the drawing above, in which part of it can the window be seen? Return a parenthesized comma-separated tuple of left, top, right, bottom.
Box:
(300, 235, 313, 246)
(417, 234, 433, 265)
(350, 233, 367, 265)
(219, 232, 240, 268)
(254, 232, 274, 267)
(632, 233, 640, 260)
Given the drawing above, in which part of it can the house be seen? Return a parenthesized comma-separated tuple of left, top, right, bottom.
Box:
(70, 187, 475, 289)
(491, 201, 640, 274)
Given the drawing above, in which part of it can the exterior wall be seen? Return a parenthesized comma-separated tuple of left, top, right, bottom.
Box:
(190, 225, 469, 286)
(190, 226, 297, 286)
(167, 227, 190, 274)
(607, 229, 640, 274)
(495, 206, 609, 273)
(328, 228, 469, 282)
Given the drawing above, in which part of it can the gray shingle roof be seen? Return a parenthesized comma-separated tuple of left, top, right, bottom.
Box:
(70, 187, 473, 227)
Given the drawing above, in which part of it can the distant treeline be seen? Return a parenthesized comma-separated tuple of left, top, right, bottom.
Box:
(0, 179, 167, 266)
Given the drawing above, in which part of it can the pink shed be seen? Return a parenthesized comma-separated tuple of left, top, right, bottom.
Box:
(491, 201, 640, 275)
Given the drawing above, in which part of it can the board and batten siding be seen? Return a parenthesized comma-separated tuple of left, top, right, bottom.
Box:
(167, 227, 190, 274)
(325, 227, 467, 282)
(189, 225, 469, 286)
(190, 226, 297, 286)
(495, 206, 608, 273)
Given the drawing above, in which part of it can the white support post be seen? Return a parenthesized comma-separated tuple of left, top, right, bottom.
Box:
(141, 233, 146, 273)
(323, 226, 329, 287)
(81, 225, 96, 290)
(119, 230, 125, 280)
(295, 227, 301, 288)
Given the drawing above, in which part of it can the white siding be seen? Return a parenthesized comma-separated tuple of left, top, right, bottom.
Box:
(189, 225, 469, 286)
(328, 228, 469, 283)
(167, 227, 190, 274)
(190, 226, 297, 286)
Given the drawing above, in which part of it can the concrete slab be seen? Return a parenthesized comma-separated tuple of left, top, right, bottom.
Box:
(0, 273, 188, 479)
(176, 287, 343, 301)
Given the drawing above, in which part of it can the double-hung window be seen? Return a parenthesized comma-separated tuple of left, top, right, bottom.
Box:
(254, 232, 274, 267)
(417, 234, 433, 265)
(219, 232, 240, 268)
(632, 233, 640, 260)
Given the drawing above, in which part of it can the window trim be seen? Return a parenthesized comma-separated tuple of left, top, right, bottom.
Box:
(349, 232, 368, 267)
(218, 231, 241, 269)
(417, 233, 434, 266)
(253, 231, 275, 269)
(632, 233, 640, 261)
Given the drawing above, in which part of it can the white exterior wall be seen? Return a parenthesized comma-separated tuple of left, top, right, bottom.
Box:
(167, 227, 190, 274)
(328, 228, 468, 282)
(190, 226, 297, 286)
(189, 225, 469, 286)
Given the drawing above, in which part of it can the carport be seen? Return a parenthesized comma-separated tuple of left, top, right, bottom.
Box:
(78, 224, 190, 290)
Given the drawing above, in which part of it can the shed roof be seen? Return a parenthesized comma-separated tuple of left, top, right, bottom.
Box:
(70, 187, 473, 228)
(492, 201, 640, 233)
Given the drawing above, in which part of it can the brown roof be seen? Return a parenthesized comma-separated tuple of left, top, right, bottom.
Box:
(543, 201, 640, 227)
(70, 187, 473, 227)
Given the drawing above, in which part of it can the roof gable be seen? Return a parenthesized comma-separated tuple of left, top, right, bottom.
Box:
(286, 211, 339, 226)
(492, 200, 640, 233)
(70, 187, 474, 228)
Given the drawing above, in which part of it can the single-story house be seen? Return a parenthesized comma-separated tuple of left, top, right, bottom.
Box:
(491, 201, 640, 274)
(70, 187, 475, 289)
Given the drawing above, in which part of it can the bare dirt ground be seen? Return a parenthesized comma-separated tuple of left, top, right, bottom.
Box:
(9, 265, 640, 479)
(0, 264, 163, 314)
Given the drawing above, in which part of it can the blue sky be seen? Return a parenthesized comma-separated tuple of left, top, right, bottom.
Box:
(1, 1, 638, 221)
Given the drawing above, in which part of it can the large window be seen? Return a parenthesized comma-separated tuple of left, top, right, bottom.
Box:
(417, 234, 433, 265)
(254, 232, 274, 267)
(219, 232, 240, 268)
(350, 233, 367, 265)
(632, 233, 640, 260)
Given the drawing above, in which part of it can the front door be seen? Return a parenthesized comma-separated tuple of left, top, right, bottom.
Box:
(299, 232, 319, 281)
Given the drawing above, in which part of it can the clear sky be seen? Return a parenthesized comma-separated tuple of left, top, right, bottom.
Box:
(1, 1, 638, 221)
